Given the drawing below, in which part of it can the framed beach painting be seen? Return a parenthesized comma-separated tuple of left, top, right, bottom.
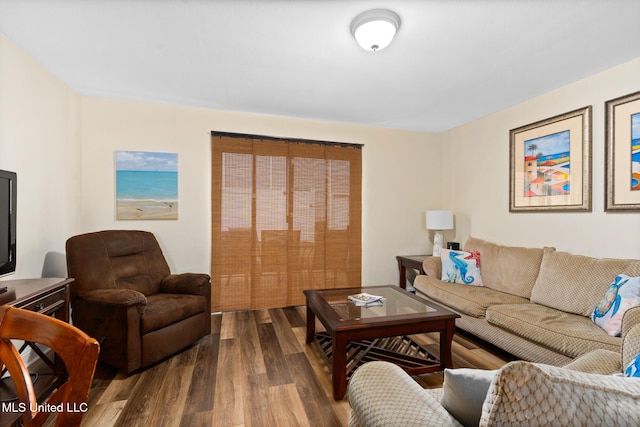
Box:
(509, 106, 592, 212)
(605, 91, 640, 211)
(115, 150, 178, 220)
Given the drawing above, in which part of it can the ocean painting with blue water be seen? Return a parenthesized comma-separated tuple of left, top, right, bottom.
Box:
(631, 112, 640, 191)
(116, 151, 178, 220)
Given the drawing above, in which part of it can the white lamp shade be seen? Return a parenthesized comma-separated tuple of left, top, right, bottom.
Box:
(426, 210, 454, 231)
(351, 9, 401, 51)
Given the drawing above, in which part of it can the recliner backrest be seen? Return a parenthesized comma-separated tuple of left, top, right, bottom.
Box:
(66, 230, 171, 300)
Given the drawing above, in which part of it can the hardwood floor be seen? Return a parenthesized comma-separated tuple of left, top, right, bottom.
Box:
(77, 306, 514, 427)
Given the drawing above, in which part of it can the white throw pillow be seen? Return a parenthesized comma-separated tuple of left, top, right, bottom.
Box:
(440, 368, 496, 427)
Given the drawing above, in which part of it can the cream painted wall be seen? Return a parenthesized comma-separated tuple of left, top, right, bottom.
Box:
(441, 57, 640, 258)
(0, 35, 81, 280)
(7, 26, 637, 292)
(79, 97, 442, 286)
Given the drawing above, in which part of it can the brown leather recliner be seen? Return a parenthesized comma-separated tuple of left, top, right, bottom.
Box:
(65, 230, 211, 373)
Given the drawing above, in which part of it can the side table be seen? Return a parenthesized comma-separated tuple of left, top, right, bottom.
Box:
(396, 255, 430, 290)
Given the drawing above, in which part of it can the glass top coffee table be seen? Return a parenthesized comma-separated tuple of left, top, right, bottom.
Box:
(304, 285, 460, 400)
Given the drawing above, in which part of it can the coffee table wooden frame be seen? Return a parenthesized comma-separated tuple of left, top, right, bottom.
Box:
(304, 285, 460, 400)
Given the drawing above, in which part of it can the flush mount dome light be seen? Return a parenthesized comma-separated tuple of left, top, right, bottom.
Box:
(351, 9, 401, 51)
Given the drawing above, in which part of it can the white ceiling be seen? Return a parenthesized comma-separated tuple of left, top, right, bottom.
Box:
(1, 0, 639, 133)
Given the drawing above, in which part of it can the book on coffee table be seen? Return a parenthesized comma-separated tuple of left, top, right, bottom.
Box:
(348, 292, 384, 306)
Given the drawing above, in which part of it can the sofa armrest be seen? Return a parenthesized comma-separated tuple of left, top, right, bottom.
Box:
(160, 273, 211, 296)
(621, 307, 640, 369)
(480, 361, 640, 426)
(423, 256, 442, 279)
(80, 288, 147, 307)
(348, 361, 461, 427)
(621, 305, 640, 339)
(562, 349, 621, 374)
(623, 324, 640, 370)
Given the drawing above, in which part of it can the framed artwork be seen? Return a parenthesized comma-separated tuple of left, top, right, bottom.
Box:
(509, 106, 592, 212)
(115, 150, 178, 220)
(605, 91, 640, 211)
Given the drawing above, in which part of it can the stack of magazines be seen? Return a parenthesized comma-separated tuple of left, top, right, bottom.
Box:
(348, 292, 384, 307)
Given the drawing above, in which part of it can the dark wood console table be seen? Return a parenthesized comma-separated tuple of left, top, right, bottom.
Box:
(6, 277, 72, 321)
(0, 277, 73, 425)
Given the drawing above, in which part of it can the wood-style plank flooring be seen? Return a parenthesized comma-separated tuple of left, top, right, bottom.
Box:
(77, 306, 514, 427)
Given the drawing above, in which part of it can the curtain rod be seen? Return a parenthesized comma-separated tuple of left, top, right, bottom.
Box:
(211, 131, 364, 149)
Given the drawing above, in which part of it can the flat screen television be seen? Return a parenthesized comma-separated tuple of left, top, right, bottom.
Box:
(0, 170, 16, 277)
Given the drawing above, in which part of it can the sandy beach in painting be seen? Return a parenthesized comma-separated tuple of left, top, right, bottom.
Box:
(116, 200, 178, 220)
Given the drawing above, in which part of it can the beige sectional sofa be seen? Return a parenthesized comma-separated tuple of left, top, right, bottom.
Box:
(348, 320, 640, 426)
(413, 237, 640, 366)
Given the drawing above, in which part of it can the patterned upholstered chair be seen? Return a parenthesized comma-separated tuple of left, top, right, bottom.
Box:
(348, 315, 640, 427)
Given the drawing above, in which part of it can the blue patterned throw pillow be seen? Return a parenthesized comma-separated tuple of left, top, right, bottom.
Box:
(625, 353, 640, 378)
(592, 274, 640, 337)
(440, 249, 483, 286)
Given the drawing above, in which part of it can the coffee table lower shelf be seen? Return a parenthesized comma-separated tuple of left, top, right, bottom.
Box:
(312, 331, 442, 384)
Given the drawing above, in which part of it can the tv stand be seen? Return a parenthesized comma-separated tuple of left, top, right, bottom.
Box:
(0, 277, 73, 425)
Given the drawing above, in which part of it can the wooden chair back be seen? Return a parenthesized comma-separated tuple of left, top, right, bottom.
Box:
(0, 305, 99, 427)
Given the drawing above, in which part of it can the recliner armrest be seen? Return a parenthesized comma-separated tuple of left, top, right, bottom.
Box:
(71, 291, 146, 373)
(160, 273, 211, 296)
(80, 289, 147, 307)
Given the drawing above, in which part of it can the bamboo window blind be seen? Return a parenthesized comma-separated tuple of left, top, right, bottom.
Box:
(211, 132, 362, 312)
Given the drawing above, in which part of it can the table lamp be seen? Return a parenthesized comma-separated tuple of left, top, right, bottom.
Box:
(426, 210, 454, 256)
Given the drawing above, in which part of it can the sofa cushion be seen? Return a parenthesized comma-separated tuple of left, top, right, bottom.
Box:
(141, 293, 207, 334)
(463, 237, 548, 298)
(486, 303, 619, 358)
(592, 274, 640, 336)
(440, 249, 483, 286)
(441, 368, 496, 427)
(531, 249, 640, 317)
(414, 275, 529, 318)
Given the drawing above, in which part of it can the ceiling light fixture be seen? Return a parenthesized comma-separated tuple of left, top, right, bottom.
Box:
(350, 9, 401, 52)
